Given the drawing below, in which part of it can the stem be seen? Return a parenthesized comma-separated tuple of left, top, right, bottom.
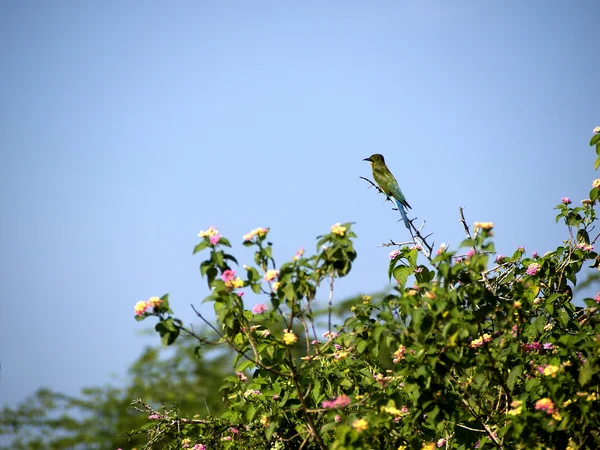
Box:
(328, 271, 335, 333)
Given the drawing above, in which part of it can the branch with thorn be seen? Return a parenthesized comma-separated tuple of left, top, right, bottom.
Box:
(361, 176, 435, 262)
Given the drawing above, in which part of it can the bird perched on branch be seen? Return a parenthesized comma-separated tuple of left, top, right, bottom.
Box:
(363, 153, 412, 229)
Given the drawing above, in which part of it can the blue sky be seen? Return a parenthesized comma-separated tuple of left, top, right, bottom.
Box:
(0, 1, 598, 409)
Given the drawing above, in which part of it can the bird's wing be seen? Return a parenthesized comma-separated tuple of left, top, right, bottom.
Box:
(380, 173, 411, 210)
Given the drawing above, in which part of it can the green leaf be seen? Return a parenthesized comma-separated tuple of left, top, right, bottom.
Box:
(578, 364, 592, 386)
(356, 339, 368, 354)
(393, 265, 411, 289)
(192, 240, 209, 254)
(507, 365, 523, 391)
(218, 237, 232, 247)
(557, 308, 569, 327)
(590, 133, 600, 146)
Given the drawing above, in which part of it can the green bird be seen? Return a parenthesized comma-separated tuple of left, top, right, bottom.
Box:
(363, 153, 412, 229)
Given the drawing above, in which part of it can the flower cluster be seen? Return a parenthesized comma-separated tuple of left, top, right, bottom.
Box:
(292, 247, 305, 261)
(197, 225, 221, 245)
(535, 398, 561, 420)
(577, 243, 594, 252)
(393, 345, 406, 363)
(536, 364, 560, 377)
(264, 269, 279, 282)
(322, 394, 351, 409)
(561, 197, 572, 205)
(389, 249, 401, 259)
(222, 270, 244, 289)
(594, 178, 600, 189)
(474, 221, 494, 230)
(330, 222, 346, 236)
(282, 329, 297, 345)
(526, 263, 541, 276)
(470, 333, 492, 349)
(243, 227, 268, 241)
(235, 372, 247, 382)
(134, 296, 163, 316)
(252, 303, 267, 314)
(352, 418, 368, 432)
(507, 400, 523, 416)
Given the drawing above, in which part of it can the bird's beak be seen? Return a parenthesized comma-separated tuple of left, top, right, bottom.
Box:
(363, 157, 372, 162)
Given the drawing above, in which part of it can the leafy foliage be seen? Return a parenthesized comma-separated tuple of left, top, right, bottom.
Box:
(126, 133, 600, 450)
(0, 338, 230, 450)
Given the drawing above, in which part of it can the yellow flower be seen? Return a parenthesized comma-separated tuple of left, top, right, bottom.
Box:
(134, 301, 148, 316)
(474, 221, 494, 230)
(330, 222, 347, 236)
(382, 406, 402, 416)
(147, 296, 162, 308)
(421, 443, 436, 450)
(352, 418, 368, 432)
(362, 295, 372, 304)
(543, 365, 560, 377)
(272, 281, 281, 291)
(243, 227, 268, 241)
(507, 400, 522, 416)
(231, 277, 244, 289)
(283, 330, 297, 345)
(292, 247, 305, 261)
(260, 415, 270, 427)
(587, 392, 597, 401)
(593, 179, 600, 189)
(594, 126, 600, 134)
(264, 270, 279, 282)
(198, 226, 219, 237)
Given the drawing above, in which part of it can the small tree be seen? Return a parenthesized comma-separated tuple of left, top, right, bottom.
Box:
(130, 131, 600, 449)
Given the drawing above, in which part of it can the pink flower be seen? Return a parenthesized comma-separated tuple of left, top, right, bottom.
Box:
(252, 304, 267, 314)
(543, 343, 553, 350)
(389, 249, 401, 259)
(148, 414, 160, 419)
(526, 263, 541, 275)
(264, 270, 279, 282)
(222, 270, 235, 283)
(322, 394, 351, 409)
(236, 372, 247, 381)
(192, 445, 206, 450)
(466, 249, 476, 258)
(134, 301, 149, 316)
(237, 292, 244, 297)
(561, 197, 571, 205)
(594, 293, 600, 304)
(495, 255, 505, 263)
(334, 415, 341, 422)
(437, 438, 447, 447)
(532, 251, 538, 258)
(210, 234, 221, 245)
(524, 342, 542, 352)
(535, 398, 556, 414)
(229, 427, 239, 434)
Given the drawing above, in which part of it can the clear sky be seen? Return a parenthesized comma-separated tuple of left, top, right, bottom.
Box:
(0, 1, 598, 409)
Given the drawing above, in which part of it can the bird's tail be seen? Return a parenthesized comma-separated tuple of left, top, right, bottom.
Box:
(394, 198, 411, 229)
